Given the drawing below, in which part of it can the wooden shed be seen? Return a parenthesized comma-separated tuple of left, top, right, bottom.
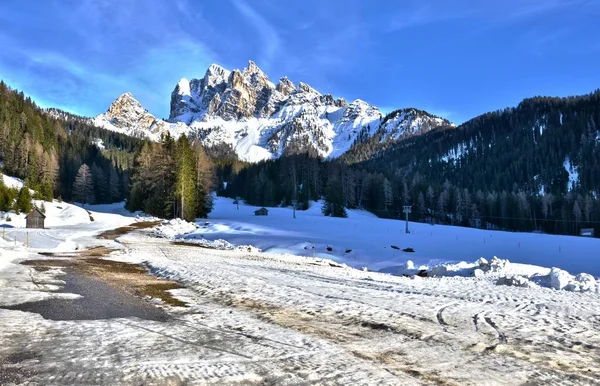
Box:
(580, 228, 595, 237)
(254, 207, 269, 216)
(26, 208, 46, 229)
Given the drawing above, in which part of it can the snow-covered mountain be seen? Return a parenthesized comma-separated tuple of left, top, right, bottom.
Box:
(94, 60, 453, 162)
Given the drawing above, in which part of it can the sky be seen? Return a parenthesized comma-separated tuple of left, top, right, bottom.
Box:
(1, 0, 599, 124)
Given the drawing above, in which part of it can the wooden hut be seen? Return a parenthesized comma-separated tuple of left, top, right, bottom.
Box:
(254, 207, 269, 216)
(26, 208, 46, 229)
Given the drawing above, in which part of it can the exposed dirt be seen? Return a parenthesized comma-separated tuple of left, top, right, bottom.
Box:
(171, 240, 216, 249)
(96, 221, 160, 240)
(22, 220, 186, 309)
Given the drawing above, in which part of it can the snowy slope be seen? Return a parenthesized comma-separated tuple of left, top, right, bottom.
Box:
(2, 174, 25, 189)
(93, 61, 451, 162)
(176, 197, 600, 279)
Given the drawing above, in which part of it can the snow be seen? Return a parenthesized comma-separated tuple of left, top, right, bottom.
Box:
(92, 138, 105, 150)
(161, 197, 600, 282)
(94, 64, 453, 163)
(0, 199, 150, 251)
(176, 77, 191, 96)
(2, 174, 25, 189)
(563, 156, 579, 190)
(441, 142, 468, 162)
(380, 109, 451, 143)
(152, 218, 198, 239)
(1, 184, 600, 383)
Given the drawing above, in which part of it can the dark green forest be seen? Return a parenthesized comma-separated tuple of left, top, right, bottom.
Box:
(2, 80, 599, 237)
(0, 82, 217, 222)
(223, 91, 600, 237)
(0, 81, 145, 209)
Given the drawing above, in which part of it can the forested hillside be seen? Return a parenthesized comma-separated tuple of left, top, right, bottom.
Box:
(0, 81, 144, 204)
(2, 80, 599, 237)
(224, 91, 600, 237)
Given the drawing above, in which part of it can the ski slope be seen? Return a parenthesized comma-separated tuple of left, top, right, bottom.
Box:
(193, 197, 600, 277)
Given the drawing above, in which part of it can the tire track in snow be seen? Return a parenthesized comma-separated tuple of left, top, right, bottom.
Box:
(484, 316, 507, 345)
(436, 302, 456, 326)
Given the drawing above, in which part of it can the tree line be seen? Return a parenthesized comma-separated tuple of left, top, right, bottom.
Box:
(222, 91, 600, 237)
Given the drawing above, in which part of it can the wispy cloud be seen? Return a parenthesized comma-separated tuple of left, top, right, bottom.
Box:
(0, 0, 217, 117)
(232, 0, 281, 72)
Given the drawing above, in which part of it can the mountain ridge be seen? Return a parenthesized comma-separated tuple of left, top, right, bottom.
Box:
(93, 60, 454, 162)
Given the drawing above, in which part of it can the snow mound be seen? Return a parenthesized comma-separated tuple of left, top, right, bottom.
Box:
(151, 220, 263, 253)
(152, 219, 199, 240)
(545, 268, 597, 293)
(411, 256, 599, 294)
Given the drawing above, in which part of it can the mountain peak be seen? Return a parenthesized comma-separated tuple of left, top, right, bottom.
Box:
(244, 60, 263, 75)
(116, 92, 137, 102)
(297, 82, 319, 95)
(176, 78, 191, 96)
(109, 92, 143, 112)
(100, 60, 452, 162)
(203, 64, 231, 88)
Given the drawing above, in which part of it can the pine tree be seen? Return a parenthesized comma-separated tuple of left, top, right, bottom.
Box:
(73, 164, 95, 205)
(176, 135, 198, 221)
(108, 166, 121, 203)
(322, 176, 347, 218)
(15, 186, 32, 214)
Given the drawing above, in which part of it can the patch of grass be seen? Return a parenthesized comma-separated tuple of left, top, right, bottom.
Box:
(138, 283, 187, 307)
(82, 258, 147, 274)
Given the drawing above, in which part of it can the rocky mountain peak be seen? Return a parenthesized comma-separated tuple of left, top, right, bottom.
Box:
(297, 82, 319, 95)
(98, 61, 453, 162)
(204, 64, 230, 88)
(277, 76, 295, 96)
(244, 60, 263, 75)
(107, 92, 145, 118)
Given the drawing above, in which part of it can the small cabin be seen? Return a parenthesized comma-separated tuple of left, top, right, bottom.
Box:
(26, 208, 46, 229)
(580, 228, 595, 237)
(254, 207, 269, 216)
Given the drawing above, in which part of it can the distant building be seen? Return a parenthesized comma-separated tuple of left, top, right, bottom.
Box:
(25, 208, 46, 229)
(254, 207, 269, 216)
(580, 228, 595, 237)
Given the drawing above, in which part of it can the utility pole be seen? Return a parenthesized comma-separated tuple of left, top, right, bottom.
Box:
(403, 205, 412, 234)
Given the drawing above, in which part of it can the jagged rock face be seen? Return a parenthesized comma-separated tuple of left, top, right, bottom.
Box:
(169, 60, 346, 123)
(378, 108, 454, 141)
(94, 93, 189, 140)
(104, 93, 160, 137)
(97, 60, 453, 162)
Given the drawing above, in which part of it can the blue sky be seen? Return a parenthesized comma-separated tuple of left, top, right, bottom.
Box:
(1, 0, 599, 123)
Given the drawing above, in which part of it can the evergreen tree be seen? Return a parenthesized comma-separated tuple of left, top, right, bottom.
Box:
(322, 176, 347, 218)
(15, 186, 32, 214)
(73, 164, 95, 205)
(176, 135, 198, 221)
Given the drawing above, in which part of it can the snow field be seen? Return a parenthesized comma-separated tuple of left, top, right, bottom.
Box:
(107, 233, 600, 384)
(170, 197, 600, 282)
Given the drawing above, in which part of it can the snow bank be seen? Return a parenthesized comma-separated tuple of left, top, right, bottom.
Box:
(398, 256, 599, 294)
(150, 219, 262, 253)
(151, 219, 199, 239)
